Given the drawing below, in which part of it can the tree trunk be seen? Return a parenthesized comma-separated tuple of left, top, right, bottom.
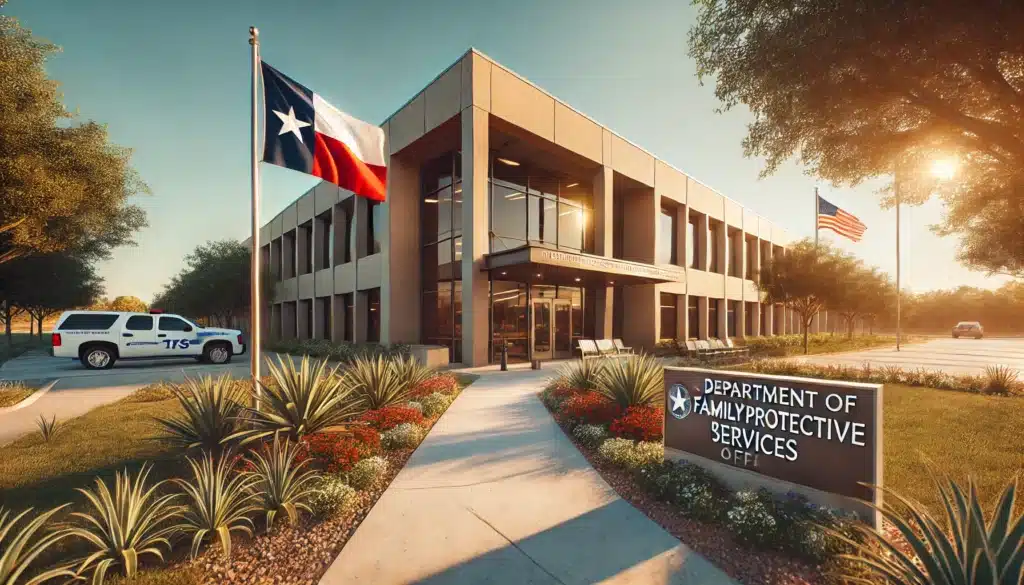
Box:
(3, 302, 11, 354)
(802, 320, 809, 355)
(28, 315, 34, 337)
(37, 315, 44, 342)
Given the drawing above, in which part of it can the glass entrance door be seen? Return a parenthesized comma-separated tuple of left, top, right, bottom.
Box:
(531, 300, 553, 360)
(553, 300, 572, 359)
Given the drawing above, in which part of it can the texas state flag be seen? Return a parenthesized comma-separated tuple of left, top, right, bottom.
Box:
(261, 62, 387, 201)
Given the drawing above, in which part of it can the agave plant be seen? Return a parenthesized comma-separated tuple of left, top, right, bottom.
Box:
(153, 374, 247, 452)
(345, 355, 411, 410)
(984, 365, 1019, 395)
(231, 355, 366, 443)
(390, 355, 435, 396)
(69, 464, 183, 584)
(553, 359, 606, 391)
(0, 506, 78, 585)
(834, 474, 1024, 585)
(244, 435, 321, 532)
(595, 353, 664, 408)
(174, 451, 259, 560)
(35, 415, 61, 442)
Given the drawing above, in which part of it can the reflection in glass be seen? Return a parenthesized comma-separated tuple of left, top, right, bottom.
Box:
(533, 301, 551, 353)
(558, 204, 585, 251)
(688, 297, 699, 339)
(452, 181, 463, 237)
(491, 181, 527, 251)
(658, 206, 677, 265)
(491, 281, 527, 362)
(554, 301, 571, 354)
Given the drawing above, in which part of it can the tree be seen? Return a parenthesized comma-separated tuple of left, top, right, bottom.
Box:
(829, 266, 893, 339)
(757, 239, 848, 354)
(152, 240, 273, 329)
(108, 295, 148, 313)
(0, 12, 148, 265)
(0, 252, 103, 348)
(689, 1, 1024, 277)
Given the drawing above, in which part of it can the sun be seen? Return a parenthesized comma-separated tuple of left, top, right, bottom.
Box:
(930, 158, 958, 181)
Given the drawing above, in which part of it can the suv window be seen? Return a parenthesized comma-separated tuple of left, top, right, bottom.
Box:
(58, 314, 120, 330)
(125, 316, 153, 330)
(158, 316, 192, 332)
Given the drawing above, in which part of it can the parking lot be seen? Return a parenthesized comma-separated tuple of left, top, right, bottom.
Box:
(794, 337, 1024, 376)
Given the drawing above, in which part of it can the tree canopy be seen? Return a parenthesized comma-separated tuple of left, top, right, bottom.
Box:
(689, 0, 1024, 277)
(107, 295, 148, 313)
(0, 12, 148, 264)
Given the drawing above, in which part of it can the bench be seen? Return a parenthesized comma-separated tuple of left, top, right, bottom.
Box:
(578, 339, 602, 360)
(595, 339, 623, 357)
(724, 337, 750, 359)
(613, 338, 633, 354)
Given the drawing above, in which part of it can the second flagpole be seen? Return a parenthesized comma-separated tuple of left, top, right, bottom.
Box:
(249, 26, 262, 408)
(813, 187, 819, 249)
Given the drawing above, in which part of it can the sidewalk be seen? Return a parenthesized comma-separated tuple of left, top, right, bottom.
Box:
(320, 369, 736, 585)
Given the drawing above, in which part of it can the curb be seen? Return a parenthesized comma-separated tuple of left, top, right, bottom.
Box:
(0, 379, 59, 415)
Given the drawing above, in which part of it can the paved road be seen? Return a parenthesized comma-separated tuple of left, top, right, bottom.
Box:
(320, 369, 735, 585)
(0, 350, 271, 445)
(793, 337, 1024, 375)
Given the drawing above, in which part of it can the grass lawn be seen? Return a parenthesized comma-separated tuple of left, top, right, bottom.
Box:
(0, 332, 49, 365)
(0, 380, 37, 408)
(884, 383, 1024, 514)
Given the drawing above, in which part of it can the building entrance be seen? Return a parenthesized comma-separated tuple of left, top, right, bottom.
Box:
(530, 299, 573, 360)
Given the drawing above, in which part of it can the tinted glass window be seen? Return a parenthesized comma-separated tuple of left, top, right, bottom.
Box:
(58, 314, 119, 330)
(159, 316, 191, 331)
(125, 316, 153, 330)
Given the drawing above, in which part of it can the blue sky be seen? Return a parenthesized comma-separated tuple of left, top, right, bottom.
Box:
(6, 0, 1008, 301)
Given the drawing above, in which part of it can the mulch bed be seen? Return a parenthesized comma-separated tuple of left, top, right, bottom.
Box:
(549, 410, 826, 585)
(194, 448, 413, 585)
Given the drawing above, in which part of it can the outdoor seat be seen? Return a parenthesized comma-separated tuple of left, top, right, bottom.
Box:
(684, 339, 700, 358)
(595, 339, 625, 357)
(578, 339, 601, 360)
(725, 337, 750, 359)
(613, 338, 633, 354)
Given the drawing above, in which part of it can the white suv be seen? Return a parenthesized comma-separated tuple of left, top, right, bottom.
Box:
(51, 310, 246, 370)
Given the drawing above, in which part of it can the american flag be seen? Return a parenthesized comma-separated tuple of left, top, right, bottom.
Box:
(817, 195, 867, 242)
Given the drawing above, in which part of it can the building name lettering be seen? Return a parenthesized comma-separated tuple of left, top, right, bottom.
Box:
(542, 251, 682, 280)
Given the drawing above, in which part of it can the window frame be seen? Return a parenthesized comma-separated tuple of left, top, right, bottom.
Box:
(125, 315, 154, 331)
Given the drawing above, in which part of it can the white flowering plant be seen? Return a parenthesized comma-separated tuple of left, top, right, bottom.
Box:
(421, 392, 454, 418)
(347, 456, 389, 490)
(404, 401, 424, 413)
(572, 424, 608, 449)
(381, 422, 425, 450)
(308, 475, 358, 519)
(597, 438, 663, 470)
(726, 489, 781, 545)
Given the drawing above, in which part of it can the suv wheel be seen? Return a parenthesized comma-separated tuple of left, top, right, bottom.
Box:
(81, 345, 116, 370)
(203, 343, 232, 365)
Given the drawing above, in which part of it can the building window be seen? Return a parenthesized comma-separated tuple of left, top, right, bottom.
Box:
(687, 296, 699, 339)
(340, 198, 355, 264)
(282, 231, 296, 278)
(745, 301, 755, 336)
(746, 238, 756, 280)
(708, 299, 720, 338)
(688, 214, 700, 269)
(709, 222, 721, 273)
(316, 211, 332, 270)
(729, 230, 742, 278)
(421, 152, 462, 362)
(300, 222, 313, 275)
(727, 300, 738, 338)
(366, 200, 383, 256)
(658, 204, 677, 265)
(342, 293, 354, 342)
(659, 293, 677, 340)
(366, 288, 380, 342)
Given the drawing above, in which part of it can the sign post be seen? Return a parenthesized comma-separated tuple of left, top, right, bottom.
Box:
(663, 367, 883, 530)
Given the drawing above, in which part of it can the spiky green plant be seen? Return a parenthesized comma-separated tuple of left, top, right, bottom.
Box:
(0, 506, 78, 585)
(231, 355, 366, 443)
(344, 355, 410, 410)
(390, 355, 435, 396)
(595, 354, 664, 408)
(152, 374, 247, 452)
(834, 474, 1024, 585)
(244, 435, 321, 532)
(174, 451, 258, 560)
(553, 359, 606, 391)
(69, 464, 183, 584)
(35, 415, 60, 442)
(984, 365, 1019, 395)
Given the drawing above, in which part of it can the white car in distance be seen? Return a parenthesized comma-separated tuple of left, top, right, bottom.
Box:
(51, 310, 246, 370)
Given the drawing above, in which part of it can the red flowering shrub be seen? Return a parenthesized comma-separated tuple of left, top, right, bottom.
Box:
(610, 406, 664, 442)
(359, 405, 426, 431)
(559, 391, 622, 426)
(348, 425, 382, 456)
(409, 374, 459, 399)
(304, 433, 361, 473)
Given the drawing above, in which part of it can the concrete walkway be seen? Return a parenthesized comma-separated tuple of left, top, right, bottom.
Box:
(320, 369, 736, 585)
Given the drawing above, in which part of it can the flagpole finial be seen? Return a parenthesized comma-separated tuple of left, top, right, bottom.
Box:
(249, 27, 259, 46)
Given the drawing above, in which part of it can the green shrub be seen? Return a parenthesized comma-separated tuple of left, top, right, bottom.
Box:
(307, 476, 358, 519)
(381, 422, 424, 450)
(595, 353, 664, 408)
(347, 456, 388, 490)
(153, 374, 247, 453)
(636, 460, 730, 522)
(597, 438, 663, 469)
(244, 435, 321, 532)
(984, 364, 1019, 395)
(834, 474, 1024, 585)
(268, 339, 411, 364)
(391, 355, 435, 396)
(70, 464, 184, 584)
(421, 392, 454, 418)
(725, 489, 780, 546)
(0, 506, 77, 585)
(571, 424, 608, 449)
(35, 414, 61, 442)
(233, 355, 366, 443)
(345, 356, 412, 410)
(175, 452, 259, 559)
(552, 359, 606, 391)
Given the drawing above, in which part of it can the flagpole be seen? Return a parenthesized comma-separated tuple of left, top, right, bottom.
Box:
(813, 187, 819, 249)
(249, 26, 263, 406)
(895, 174, 901, 352)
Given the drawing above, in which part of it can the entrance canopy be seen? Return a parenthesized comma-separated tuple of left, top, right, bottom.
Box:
(484, 246, 685, 287)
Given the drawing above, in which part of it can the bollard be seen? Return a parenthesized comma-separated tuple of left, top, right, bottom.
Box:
(500, 341, 508, 371)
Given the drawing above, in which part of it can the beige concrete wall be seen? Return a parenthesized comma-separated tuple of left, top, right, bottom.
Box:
(381, 152, 421, 345)
(282, 202, 298, 231)
(314, 268, 332, 296)
(725, 276, 744, 301)
(621, 285, 657, 351)
(297, 192, 315, 224)
(611, 135, 655, 186)
(554, 102, 602, 163)
(270, 215, 283, 240)
(333, 263, 356, 294)
(490, 66, 554, 142)
(314, 183, 337, 216)
(460, 106, 490, 366)
(356, 253, 382, 291)
(425, 64, 462, 133)
(621, 188, 656, 264)
(686, 179, 724, 221)
(656, 161, 687, 205)
(686, 269, 721, 299)
(298, 273, 314, 300)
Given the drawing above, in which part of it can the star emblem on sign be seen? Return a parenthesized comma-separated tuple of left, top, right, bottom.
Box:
(669, 384, 692, 420)
(273, 106, 311, 142)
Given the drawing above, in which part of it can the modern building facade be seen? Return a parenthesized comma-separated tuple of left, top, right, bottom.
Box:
(256, 48, 818, 367)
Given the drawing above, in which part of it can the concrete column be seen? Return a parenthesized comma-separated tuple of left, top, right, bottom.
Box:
(354, 197, 369, 259)
(750, 302, 760, 336)
(331, 295, 344, 342)
(593, 166, 614, 339)
(675, 206, 687, 267)
(715, 223, 727, 275)
(698, 214, 709, 270)
(282, 232, 295, 278)
(737, 301, 746, 338)
(460, 107, 489, 366)
(354, 291, 367, 343)
(312, 298, 325, 339)
(676, 294, 688, 341)
(697, 296, 709, 340)
(717, 299, 728, 340)
(331, 202, 347, 266)
(622, 188, 656, 263)
(381, 152, 421, 345)
(762, 302, 772, 336)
